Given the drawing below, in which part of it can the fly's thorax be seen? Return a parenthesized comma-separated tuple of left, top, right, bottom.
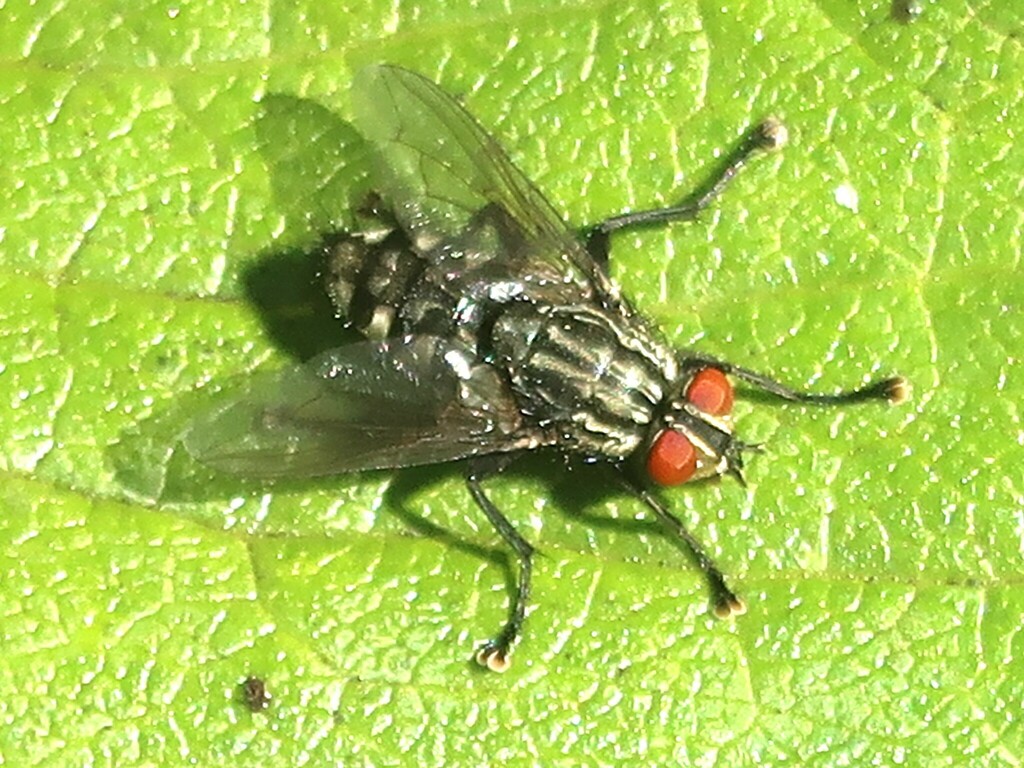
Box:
(488, 302, 676, 459)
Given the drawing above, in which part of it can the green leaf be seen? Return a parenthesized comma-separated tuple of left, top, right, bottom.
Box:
(2, 0, 1022, 764)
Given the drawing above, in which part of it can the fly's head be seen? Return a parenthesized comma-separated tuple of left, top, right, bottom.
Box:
(642, 367, 759, 488)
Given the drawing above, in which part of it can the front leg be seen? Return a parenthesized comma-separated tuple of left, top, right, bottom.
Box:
(617, 468, 746, 619)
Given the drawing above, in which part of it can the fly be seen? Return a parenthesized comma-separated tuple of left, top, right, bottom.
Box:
(185, 65, 909, 672)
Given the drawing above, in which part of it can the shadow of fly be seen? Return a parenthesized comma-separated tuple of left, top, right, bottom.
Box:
(185, 65, 908, 672)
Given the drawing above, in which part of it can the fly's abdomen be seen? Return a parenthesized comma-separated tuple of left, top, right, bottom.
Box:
(323, 224, 500, 346)
(491, 304, 673, 458)
(323, 228, 437, 340)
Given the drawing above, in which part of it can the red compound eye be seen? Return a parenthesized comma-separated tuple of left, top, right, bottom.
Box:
(646, 429, 697, 486)
(686, 368, 734, 416)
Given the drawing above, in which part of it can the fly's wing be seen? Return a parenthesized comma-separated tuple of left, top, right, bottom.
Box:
(183, 336, 530, 479)
(351, 65, 621, 308)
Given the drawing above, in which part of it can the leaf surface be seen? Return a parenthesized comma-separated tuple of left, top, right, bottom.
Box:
(1, 1, 1021, 764)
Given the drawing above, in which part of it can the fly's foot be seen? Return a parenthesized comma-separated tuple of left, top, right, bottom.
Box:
(713, 593, 747, 619)
(882, 376, 912, 405)
(755, 116, 788, 151)
(476, 640, 514, 673)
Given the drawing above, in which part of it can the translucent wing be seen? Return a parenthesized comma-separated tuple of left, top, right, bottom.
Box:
(351, 65, 620, 307)
(183, 336, 531, 479)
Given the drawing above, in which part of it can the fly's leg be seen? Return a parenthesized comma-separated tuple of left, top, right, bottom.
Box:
(586, 118, 787, 264)
(620, 471, 745, 618)
(467, 454, 534, 673)
(597, 118, 787, 233)
(682, 356, 910, 406)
